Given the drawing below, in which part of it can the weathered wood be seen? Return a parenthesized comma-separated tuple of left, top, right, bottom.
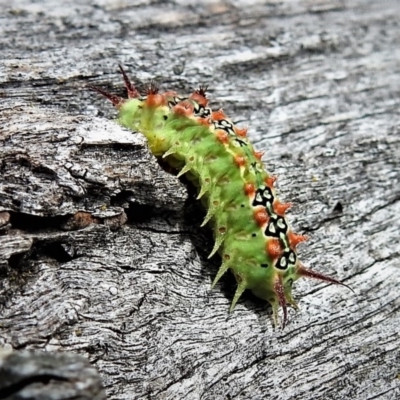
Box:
(0, 348, 106, 399)
(0, 0, 399, 399)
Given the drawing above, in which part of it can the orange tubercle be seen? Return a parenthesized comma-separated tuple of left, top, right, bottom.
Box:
(190, 92, 208, 107)
(265, 176, 277, 188)
(234, 155, 246, 167)
(254, 208, 269, 226)
(198, 117, 212, 126)
(273, 200, 292, 216)
(146, 93, 167, 107)
(173, 101, 194, 117)
(216, 131, 229, 144)
(254, 151, 264, 160)
(235, 127, 248, 137)
(212, 109, 227, 120)
(266, 238, 282, 259)
(244, 183, 255, 196)
(288, 232, 308, 248)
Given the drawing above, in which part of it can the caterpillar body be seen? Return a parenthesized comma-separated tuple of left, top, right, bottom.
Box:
(90, 65, 349, 327)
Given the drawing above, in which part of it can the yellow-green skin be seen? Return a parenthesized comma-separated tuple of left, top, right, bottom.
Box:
(91, 72, 345, 327)
(117, 94, 304, 325)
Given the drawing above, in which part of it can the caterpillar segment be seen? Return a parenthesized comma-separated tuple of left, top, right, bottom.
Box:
(90, 65, 350, 328)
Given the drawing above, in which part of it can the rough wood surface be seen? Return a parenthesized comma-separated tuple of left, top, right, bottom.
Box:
(0, 348, 106, 399)
(1, 1, 399, 399)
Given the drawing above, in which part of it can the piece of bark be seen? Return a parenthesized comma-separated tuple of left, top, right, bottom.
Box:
(0, 349, 106, 400)
(0, 1, 399, 399)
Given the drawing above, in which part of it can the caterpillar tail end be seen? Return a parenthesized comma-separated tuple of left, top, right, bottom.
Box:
(297, 264, 354, 293)
(269, 265, 351, 329)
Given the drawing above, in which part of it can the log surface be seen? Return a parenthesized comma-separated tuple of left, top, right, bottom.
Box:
(0, 1, 399, 399)
(0, 349, 106, 399)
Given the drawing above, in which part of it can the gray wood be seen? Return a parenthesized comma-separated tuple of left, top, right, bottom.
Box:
(0, 349, 106, 399)
(1, 0, 399, 399)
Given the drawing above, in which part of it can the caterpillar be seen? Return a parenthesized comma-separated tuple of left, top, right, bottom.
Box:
(89, 65, 350, 327)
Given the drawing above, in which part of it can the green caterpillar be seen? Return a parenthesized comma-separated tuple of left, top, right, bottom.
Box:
(90, 65, 350, 327)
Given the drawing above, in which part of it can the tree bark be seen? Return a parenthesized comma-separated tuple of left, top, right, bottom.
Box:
(0, 1, 399, 399)
(0, 349, 106, 399)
